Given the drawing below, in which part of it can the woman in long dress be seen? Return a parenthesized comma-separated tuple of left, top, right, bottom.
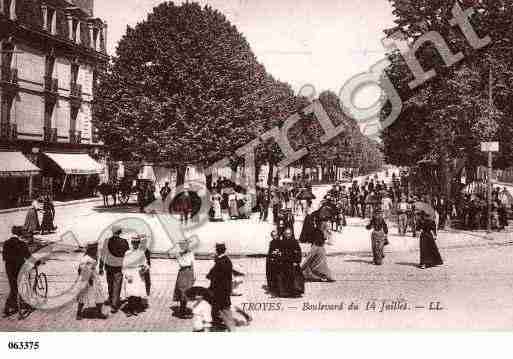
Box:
(418, 211, 443, 269)
(40, 196, 56, 235)
(274, 228, 304, 298)
(172, 237, 199, 318)
(302, 223, 335, 282)
(243, 193, 252, 219)
(265, 230, 281, 295)
(122, 235, 149, 316)
(24, 200, 40, 238)
(365, 210, 388, 265)
(211, 191, 223, 221)
(228, 192, 239, 219)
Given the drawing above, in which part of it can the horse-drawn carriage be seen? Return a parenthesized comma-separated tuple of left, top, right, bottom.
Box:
(98, 178, 156, 207)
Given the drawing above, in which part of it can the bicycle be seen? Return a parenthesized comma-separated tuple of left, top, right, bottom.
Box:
(17, 262, 48, 320)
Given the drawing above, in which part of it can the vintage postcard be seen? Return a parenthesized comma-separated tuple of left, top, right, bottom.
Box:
(1, 0, 513, 342)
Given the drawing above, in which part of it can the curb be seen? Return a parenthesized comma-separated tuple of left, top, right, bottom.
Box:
(0, 197, 103, 215)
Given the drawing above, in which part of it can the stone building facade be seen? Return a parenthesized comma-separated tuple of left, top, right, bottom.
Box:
(0, 0, 108, 208)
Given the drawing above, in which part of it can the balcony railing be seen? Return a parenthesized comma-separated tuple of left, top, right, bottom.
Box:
(0, 123, 17, 140)
(1, 67, 18, 85)
(44, 127, 58, 142)
(70, 83, 82, 98)
(70, 130, 82, 144)
(44, 76, 59, 93)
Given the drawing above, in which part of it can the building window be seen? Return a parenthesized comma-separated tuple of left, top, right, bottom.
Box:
(1, 41, 14, 79)
(3, 0, 16, 21)
(72, 19, 79, 42)
(45, 54, 55, 78)
(71, 62, 79, 86)
(92, 27, 99, 51)
(45, 7, 56, 34)
(44, 54, 58, 93)
(70, 107, 81, 144)
(44, 101, 54, 134)
(1, 95, 11, 125)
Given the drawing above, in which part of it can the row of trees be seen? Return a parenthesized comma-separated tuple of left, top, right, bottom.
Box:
(380, 0, 513, 198)
(94, 2, 384, 188)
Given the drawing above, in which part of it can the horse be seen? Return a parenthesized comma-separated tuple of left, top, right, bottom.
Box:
(97, 182, 118, 207)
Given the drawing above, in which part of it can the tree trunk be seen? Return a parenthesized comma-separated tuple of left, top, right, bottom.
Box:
(230, 162, 238, 185)
(206, 173, 213, 191)
(255, 164, 262, 186)
(439, 146, 451, 200)
(175, 164, 187, 188)
(267, 163, 274, 187)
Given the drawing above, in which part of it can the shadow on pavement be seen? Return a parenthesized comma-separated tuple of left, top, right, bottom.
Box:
(394, 262, 419, 268)
(344, 259, 374, 265)
(92, 206, 143, 214)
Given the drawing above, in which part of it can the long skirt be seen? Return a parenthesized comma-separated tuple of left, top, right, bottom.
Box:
(419, 232, 443, 267)
(274, 263, 304, 298)
(228, 200, 239, 217)
(124, 268, 147, 299)
(41, 212, 55, 232)
(302, 245, 333, 282)
(213, 201, 222, 219)
(371, 230, 386, 265)
(173, 267, 195, 302)
(77, 275, 105, 305)
(24, 208, 40, 234)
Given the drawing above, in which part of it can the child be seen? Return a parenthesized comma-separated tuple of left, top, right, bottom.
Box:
(190, 289, 212, 332)
(172, 237, 199, 318)
(76, 242, 107, 320)
(122, 234, 149, 317)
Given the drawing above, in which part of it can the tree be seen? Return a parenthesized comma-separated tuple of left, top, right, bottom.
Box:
(380, 0, 513, 198)
(94, 2, 278, 186)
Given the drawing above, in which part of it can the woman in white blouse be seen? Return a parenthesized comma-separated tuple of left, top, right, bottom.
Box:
(171, 237, 199, 318)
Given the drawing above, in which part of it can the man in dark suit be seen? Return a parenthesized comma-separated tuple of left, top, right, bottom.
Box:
(99, 225, 129, 313)
(207, 242, 235, 331)
(3, 226, 31, 317)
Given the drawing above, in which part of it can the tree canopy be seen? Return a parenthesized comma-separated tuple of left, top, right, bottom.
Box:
(94, 1, 384, 186)
(380, 0, 513, 195)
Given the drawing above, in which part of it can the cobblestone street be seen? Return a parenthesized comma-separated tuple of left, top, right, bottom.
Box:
(2, 178, 513, 331)
(2, 230, 513, 331)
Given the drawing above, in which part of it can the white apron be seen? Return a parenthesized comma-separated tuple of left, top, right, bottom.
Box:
(123, 249, 148, 298)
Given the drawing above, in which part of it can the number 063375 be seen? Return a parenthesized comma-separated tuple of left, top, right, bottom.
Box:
(8, 341, 40, 350)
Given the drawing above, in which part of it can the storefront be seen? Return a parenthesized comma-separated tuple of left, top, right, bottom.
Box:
(41, 152, 104, 201)
(0, 151, 41, 209)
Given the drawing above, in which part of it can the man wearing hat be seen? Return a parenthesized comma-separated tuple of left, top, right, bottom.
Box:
(2, 226, 32, 317)
(207, 242, 235, 331)
(99, 225, 129, 313)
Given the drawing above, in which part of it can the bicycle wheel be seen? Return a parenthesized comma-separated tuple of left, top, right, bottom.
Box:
(35, 273, 48, 299)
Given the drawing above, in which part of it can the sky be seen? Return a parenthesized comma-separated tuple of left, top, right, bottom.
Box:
(95, 0, 396, 106)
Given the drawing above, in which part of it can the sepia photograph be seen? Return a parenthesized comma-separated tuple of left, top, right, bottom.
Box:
(0, 0, 513, 348)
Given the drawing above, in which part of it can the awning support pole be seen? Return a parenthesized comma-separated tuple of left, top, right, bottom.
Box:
(29, 175, 34, 200)
(62, 174, 68, 192)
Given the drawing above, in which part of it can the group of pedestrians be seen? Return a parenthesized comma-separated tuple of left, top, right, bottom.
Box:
(23, 196, 57, 241)
(71, 224, 248, 332)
